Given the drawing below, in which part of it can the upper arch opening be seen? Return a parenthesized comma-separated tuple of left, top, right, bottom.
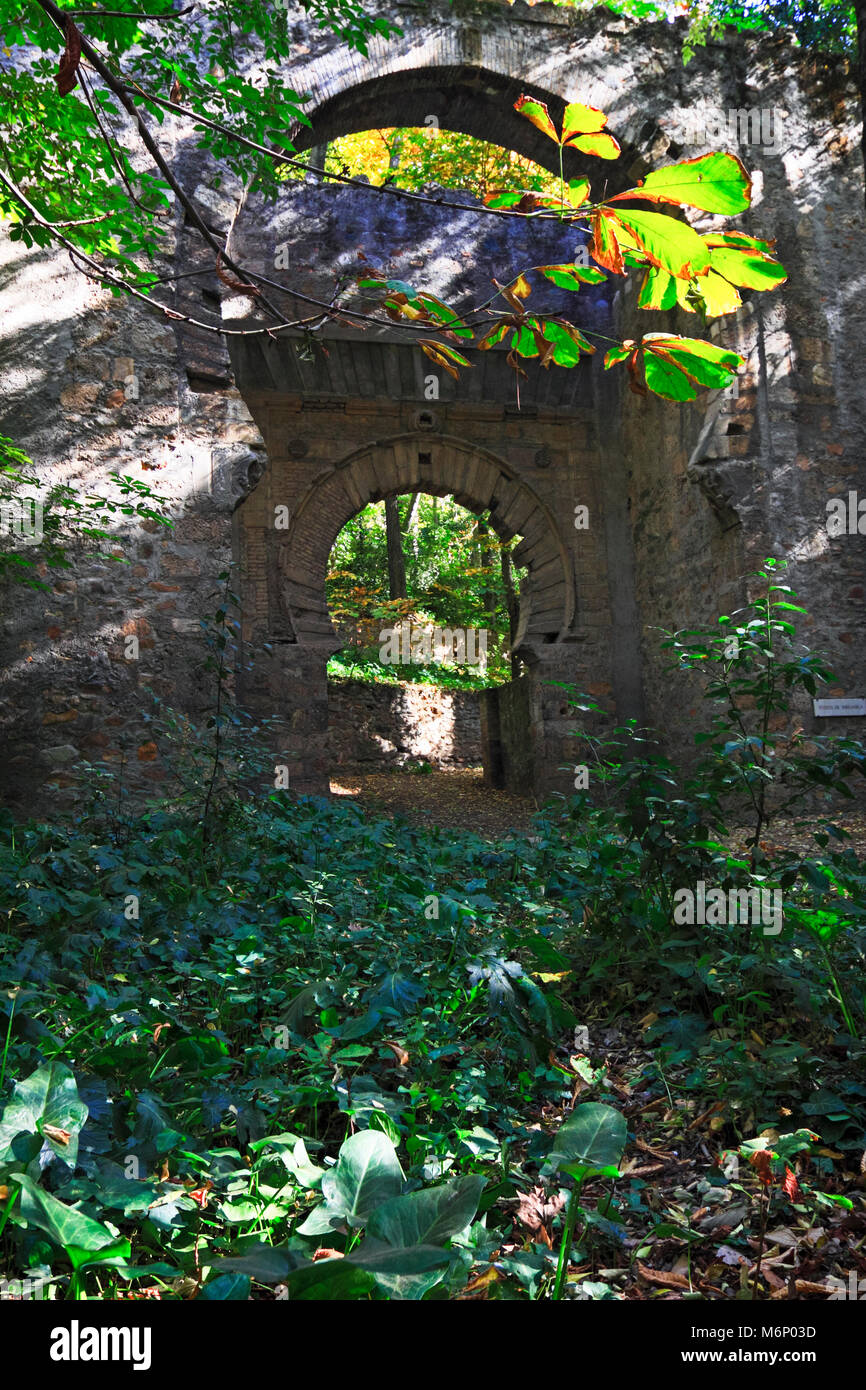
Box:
(289, 66, 637, 193)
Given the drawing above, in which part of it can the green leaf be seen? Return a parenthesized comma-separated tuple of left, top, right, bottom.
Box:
(366, 1175, 486, 1247)
(15, 1173, 119, 1254)
(351, 1242, 456, 1300)
(643, 352, 698, 401)
(66, 1236, 132, 1273)
(0, 1062, 88, 1169)
(568, 132, 621, 160)
(625, 153, 752, 214)
(283, 1258, 378, 1300)
(638, 266, 678, 311)
(198, 1273, 251, 1300)
(549, 1102, 627, 1180)
(641, 335, 743, 399)
(692, 269, 742, 317)
(604, 344, 632, 369)
(319, 1130, 405, 1226)
(537, 264, 606, 291)
(215, 1244, 308, 1283)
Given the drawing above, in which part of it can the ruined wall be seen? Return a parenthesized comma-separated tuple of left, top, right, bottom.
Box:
(328, 678, 481, 770)
(0, 2, 863, 814)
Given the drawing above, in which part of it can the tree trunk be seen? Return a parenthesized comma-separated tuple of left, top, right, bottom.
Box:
(401, 490, 419, 534)
(385, 496, 407, 600)
(501, 547, 520, 679)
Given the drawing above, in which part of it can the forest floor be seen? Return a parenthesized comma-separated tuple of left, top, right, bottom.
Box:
(331, 765, 536, 836)
(331, 766, 866, 854)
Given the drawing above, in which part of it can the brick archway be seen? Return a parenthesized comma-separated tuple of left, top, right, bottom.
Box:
(278, 433, 574, 657)
(281, 2, 646, 193)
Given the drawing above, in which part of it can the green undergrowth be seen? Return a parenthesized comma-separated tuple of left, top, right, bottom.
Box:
(0, 778, 864, 1300)
(1, 559, 864, 1300)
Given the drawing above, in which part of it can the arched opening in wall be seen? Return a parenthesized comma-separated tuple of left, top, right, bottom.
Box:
(285, 64, 638, 194)
(325, 490, 528, 783)
(287, 124, 562, 202)
(234, 435, 576, 802)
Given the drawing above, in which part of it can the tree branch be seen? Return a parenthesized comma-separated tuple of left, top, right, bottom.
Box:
(32, 0, 286, 325)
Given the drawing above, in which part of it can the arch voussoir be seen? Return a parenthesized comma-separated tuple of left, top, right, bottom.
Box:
(281, 434, 573, 651)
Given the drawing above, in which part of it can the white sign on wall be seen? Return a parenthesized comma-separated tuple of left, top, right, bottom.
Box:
(813, 698, 866, 717)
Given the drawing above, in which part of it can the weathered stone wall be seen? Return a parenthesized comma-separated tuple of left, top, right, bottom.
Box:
(0, 1, 863, 813)
(328, 678, 481, 770)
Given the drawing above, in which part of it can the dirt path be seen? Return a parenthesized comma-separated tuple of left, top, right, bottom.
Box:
(330, 766, 536, 837)
(331, 766, 866, 852)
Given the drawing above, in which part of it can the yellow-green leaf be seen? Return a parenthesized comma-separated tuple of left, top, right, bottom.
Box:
(693, 269, 742, 317)
(591, 211, 625, 275)
(637, 267, 678, 311)
(609, 208, 710, 279)
(561, 101, 607, 140)
(622, 152, 752, 215)
(709, 248, 787, 290)
(568, 132, 621, 161)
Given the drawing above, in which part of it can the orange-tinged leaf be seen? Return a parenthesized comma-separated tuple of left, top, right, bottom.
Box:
(708, 247, 787, 291)
(476, 319, 511, 351)
(538, 263, 606, 290)
(638, 266, 678, 312)
(567, 178, 592, 207)
(416, 339, 472, 367)
(782, 1167, 799, 1201)
(419, 344, 460, 380)
(591, 211, 625, 275)
(604, 343, 631, 369)
(514, 95, 559, 142)
(637, 1261, 692, 1290)
(381, 1039, 410, 1067)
